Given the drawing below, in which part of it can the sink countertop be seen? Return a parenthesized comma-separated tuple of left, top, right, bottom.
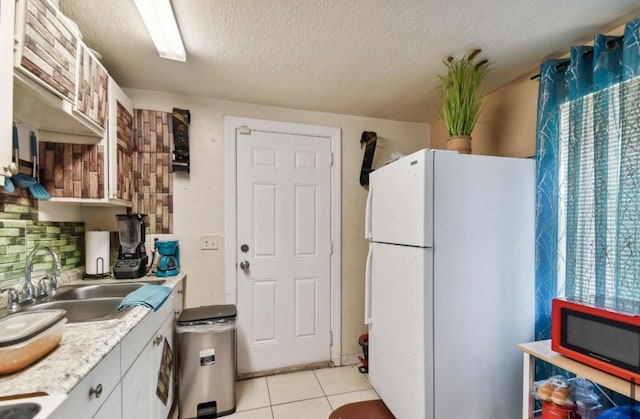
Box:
(0, 273, 185, 397)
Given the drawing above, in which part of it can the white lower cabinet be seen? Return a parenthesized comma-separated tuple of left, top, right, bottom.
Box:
(51, 279, 182, 419)
(122, 313, 175, 419)
(93, 383, 122, 419)
(50, 344, 121, 419)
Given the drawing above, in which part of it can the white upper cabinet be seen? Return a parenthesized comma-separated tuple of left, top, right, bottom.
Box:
(12, 0, 104, 143)
(107, 77, 134, 205)
(75, 42, 108, 130)
(0, 0, 15, 179)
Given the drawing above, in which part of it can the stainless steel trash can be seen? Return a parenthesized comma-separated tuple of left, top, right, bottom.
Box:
(177, 304, 236, 418)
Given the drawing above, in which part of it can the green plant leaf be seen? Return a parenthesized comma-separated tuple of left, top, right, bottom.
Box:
(438, 50, 491, 137)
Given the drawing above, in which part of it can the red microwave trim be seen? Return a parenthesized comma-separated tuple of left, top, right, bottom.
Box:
(551, 297, 640, 383)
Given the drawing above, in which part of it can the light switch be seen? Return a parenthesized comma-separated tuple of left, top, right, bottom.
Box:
(200, 234, 218, 250)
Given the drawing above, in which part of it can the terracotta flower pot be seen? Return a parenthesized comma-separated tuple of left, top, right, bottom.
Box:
(447, 136, 472, 154)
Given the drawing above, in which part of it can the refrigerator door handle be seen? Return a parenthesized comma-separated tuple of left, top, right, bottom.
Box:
(364, 245, 373, 325)
(365, 186, 373, 239)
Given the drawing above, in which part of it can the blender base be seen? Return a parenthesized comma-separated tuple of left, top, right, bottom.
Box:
(113, 255, 149, 279)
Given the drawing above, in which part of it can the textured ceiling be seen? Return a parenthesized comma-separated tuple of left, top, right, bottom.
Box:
(58, 0, 640, 123)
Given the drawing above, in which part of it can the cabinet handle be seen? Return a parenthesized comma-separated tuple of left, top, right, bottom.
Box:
(178, 290, 183, 294)
(89, 384, 103, 398)
(154, 335, 163, 346)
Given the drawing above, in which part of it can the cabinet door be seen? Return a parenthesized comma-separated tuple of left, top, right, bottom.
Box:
(122, 313, 175, 419)
(75, 42, 108, 129)
(156, 313, 175, 419)
(0, 0, 14, 179)
(50, 344, 121, 419)
(14, 0, 78, 102)
(174, 278, 184, 317)
(93, 382, 122, 419)
(107, 78, 134, 203)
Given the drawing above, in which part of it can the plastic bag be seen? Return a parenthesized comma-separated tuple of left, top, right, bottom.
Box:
(597, 405, 640, 419)
(572, 378, 602, 419)
(533, 375, 575, 407)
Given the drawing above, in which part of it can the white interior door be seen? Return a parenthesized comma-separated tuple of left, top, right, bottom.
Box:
(236, 129, 332, 374)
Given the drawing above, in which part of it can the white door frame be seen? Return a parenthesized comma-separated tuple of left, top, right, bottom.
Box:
(224, 116, 342, 366)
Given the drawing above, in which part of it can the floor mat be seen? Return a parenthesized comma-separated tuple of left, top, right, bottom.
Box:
(329, 400, 395, 419)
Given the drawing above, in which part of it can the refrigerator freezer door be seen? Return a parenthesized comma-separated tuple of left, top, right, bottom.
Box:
(368, 242, 434, 419)
(369, 149, 434, 247)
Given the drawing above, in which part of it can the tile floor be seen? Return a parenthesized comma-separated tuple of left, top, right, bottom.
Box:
(172, 365, 379, 419)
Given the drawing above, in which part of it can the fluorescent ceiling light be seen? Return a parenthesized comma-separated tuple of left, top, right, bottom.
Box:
(134, 0, 186, 62)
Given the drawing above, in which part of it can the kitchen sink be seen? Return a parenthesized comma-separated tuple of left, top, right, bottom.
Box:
(23, 298, 130, 323)
(0, 402, 40, 419)
(52, 280, 166, 301)
(0, 394, 66, 419)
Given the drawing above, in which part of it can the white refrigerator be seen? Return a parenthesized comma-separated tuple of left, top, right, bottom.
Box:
(364, 149, 535, 419)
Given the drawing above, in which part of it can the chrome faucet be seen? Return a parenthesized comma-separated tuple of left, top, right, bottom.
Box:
(1, 289, 19, 312)
(24, 247, 62, 300)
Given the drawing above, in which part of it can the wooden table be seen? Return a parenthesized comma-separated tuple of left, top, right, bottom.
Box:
(518, 340, 640, 418)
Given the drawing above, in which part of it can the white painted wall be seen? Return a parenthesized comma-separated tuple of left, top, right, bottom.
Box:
(90, 89, 430, 359)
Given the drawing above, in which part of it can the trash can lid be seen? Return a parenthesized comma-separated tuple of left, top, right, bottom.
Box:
(177, 304, 237, 325)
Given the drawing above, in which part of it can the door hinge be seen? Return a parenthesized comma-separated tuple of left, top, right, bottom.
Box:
(330, 331, 333, 346)
(329, 152, 334, 167)
(330, 241, 334, 254)
(238, 126, 251, 135)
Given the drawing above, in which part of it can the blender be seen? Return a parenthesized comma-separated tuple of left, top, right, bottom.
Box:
(113, 214, 149, 279)
(154, 239, 180, 277)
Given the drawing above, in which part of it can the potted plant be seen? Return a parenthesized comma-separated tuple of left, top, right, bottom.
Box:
(438, 49, 490, 154)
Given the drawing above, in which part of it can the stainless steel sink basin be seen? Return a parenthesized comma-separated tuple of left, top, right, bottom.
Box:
(23, 298, 130, 323)
(52, 280, 165, 301)
(0, 394, 66, 419)
(0, 402, 40, 419)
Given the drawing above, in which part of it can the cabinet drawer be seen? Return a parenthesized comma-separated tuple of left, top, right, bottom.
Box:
(15, 0, 77, 101)
(51, 344, 121, 419)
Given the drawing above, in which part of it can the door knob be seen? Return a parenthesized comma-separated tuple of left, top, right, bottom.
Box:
(239, 261, 250, 271)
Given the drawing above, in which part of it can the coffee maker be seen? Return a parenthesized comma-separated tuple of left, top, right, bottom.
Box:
(113, 214, 149, 279)
(154, 239, 180, 277)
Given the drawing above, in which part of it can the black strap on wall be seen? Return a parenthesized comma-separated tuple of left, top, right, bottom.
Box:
(359, 131, 377, 186)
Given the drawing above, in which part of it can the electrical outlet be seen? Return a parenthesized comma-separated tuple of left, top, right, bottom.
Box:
(200, 234, 219, 250)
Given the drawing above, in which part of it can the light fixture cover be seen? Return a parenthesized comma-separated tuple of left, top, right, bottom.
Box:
(134, 0, 186, 62)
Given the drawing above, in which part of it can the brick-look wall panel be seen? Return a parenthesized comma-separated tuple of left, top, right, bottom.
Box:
(133, 109, 173, 234)
(20, 0, 77, 102)
(40, 142, 104, 198)
(117, 101, 134, 202)
(76, 44, 108, 129)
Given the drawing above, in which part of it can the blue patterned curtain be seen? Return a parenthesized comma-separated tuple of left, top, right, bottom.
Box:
(535, 18, 640, 377)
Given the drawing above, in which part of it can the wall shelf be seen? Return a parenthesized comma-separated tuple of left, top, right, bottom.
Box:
(518, 340, 640, 418)
(13, 73, 103, 143)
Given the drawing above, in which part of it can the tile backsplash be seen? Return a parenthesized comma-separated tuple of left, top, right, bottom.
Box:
(0, 190, 84, 285)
